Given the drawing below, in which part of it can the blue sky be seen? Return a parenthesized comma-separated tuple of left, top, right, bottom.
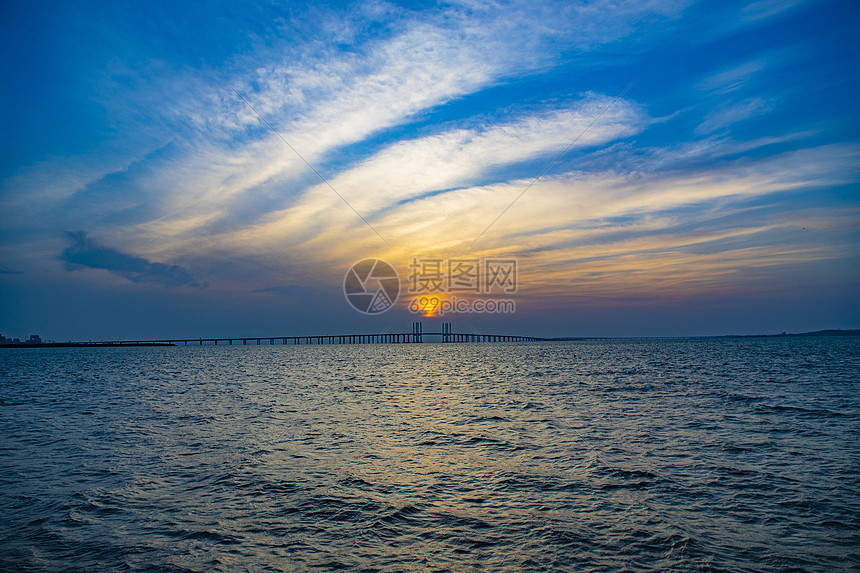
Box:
(1, 0, 858, 340)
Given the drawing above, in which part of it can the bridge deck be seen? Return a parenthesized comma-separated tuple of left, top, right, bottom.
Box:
(16, 332, 547, 347)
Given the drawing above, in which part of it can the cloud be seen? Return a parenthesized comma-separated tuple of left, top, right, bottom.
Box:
(60, 232, 204, 288)
(698, 60, 766, 95)
(321, 94, 643, 208)
(220, 93, 646, 258)
(201, 0, 685, 143)
(201, 137, 860, 305)
(696, 98, 772, 135)
(741, 0, 808, 22)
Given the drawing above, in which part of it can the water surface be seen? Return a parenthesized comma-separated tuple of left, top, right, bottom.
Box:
(1, 338, 858, 571)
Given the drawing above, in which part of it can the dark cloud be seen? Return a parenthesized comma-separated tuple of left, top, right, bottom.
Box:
(61, 231, 203, 288)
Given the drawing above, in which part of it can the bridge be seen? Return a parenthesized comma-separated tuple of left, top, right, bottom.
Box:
(15, 322, 547, 347)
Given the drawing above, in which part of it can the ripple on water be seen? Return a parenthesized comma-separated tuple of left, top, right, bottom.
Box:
(1, 338, 858, 571)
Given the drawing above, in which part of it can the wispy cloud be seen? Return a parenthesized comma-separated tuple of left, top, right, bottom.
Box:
(697, 60, 767, 95)
(253, 93, 646, 228)
(741, 0, 809, 22)
(696, 98, 772, 135)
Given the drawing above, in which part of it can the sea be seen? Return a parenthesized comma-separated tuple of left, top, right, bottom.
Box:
(1, 337, 858, 572)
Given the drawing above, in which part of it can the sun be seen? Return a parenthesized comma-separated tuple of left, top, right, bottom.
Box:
(413, 294, 445, 317)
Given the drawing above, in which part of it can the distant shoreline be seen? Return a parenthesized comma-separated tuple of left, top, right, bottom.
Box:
(721, 328, 860, 338)
(548, 329, 860, 341)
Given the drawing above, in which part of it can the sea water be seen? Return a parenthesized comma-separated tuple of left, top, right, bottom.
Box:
(1, 337, 858, 571)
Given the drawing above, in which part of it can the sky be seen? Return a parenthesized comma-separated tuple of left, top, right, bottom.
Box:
(1, 0, 859, 340)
